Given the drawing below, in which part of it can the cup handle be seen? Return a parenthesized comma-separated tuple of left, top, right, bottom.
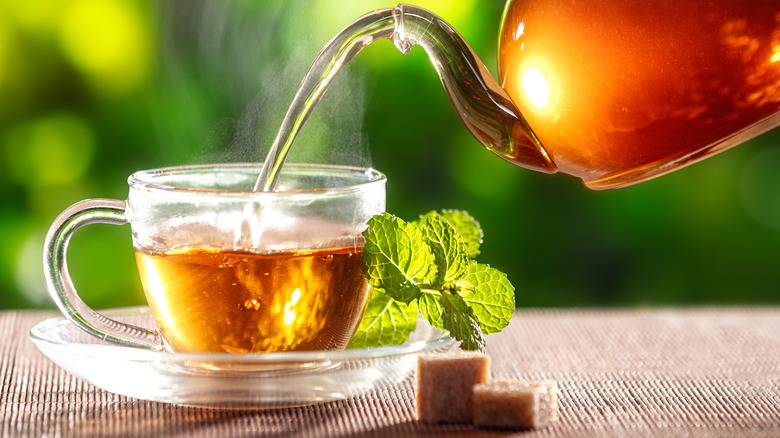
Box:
(43, 199, 163, 350)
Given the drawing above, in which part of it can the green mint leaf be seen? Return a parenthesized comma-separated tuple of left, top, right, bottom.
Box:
(362, 212, 435, 303)
(419, 213, 469, 287)
(419, 264, 514, 336)
(440, 292, 486, 351)
(418, 290, 444, 330)
(354, 209, 515, 350)
(455, 263, 515, 334)
(421, 210, 483, 258)
(347, 288, 419, 349)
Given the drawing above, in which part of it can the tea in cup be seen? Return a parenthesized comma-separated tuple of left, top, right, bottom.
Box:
(43, 163, 385, 353)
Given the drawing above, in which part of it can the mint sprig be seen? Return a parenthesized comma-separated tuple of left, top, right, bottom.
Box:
(347, 210, 515, 351)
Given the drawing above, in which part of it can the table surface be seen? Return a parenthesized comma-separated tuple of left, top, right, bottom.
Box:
(2, 307, 779, 437)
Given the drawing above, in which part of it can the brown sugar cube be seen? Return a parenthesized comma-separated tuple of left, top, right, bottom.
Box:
(473, 379, 559, 429)
(416, 352, 490, 424)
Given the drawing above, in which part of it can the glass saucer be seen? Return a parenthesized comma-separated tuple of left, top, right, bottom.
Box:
(30, 307, 454, 409)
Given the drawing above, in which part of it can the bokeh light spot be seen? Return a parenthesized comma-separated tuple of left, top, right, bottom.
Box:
(58, 0, 149, 95)
(3, 114, 95, 187)
(14, 231, 49, 306)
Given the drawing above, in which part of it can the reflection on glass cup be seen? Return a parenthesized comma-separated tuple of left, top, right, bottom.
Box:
(44, 164, 386, 353)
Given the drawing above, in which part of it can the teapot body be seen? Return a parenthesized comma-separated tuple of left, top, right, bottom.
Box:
(499, 0, 780, 188)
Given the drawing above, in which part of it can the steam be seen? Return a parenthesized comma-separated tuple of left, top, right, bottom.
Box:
(149, 0, 372, 168)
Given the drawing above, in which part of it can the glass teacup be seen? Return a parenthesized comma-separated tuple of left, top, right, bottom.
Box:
(43, 163, 385, 353)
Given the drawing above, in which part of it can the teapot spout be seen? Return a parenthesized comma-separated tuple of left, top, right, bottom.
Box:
(391, 4, 556, 174)
(255, 4, 555, 191)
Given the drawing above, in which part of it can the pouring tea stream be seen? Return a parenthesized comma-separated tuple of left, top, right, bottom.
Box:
(256, 1, 780, 192)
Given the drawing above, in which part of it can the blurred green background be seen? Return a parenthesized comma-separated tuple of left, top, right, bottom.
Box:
(1, 0, 778, 311)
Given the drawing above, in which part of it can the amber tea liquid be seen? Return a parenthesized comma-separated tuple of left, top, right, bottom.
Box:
(135, 245, 370, 353)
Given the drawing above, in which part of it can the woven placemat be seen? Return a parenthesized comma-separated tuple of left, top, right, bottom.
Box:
(2, 308, 779, 437)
